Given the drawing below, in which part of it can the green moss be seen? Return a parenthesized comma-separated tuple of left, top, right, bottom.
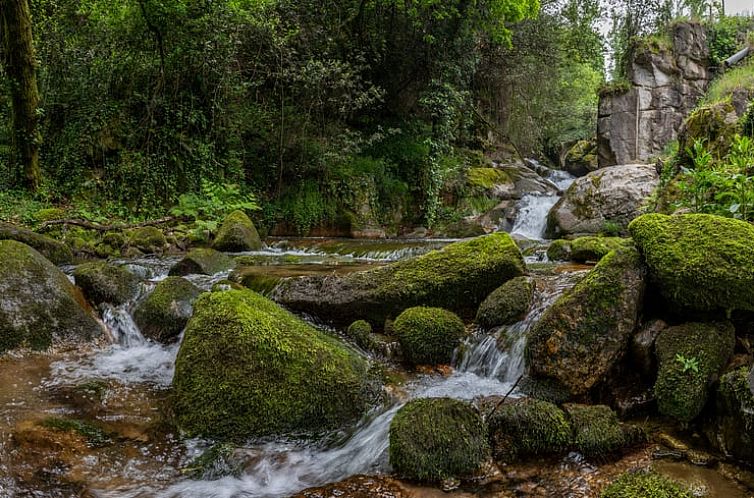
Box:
(467, 167, 511, 190)
(488, 398, 571, 463)
(393, 307, 466, 365)
(212, 210, 262, 252)
(184, 443, 243, 479)
(547, 239, 572, 261)
(274, 233, 526, 325)
(169, 248, 235, 276)
(564, 404, 628, 457)
(679, 101, 740, 162)
(570, 237, 632, 263)
(475, 276, 533, 328)
(39, 417, 112, 448)
(128, 226, 167, 253)
(73, 262, 140, 306)
(102, 231, 126, 249)
(0, 240, 102, 353)
(599, 79, 631, 98)
(133, 277, 202, 343)
(526, 248, 645, 396)
(230, 267, 282, 295)
(346, 320, 375, 350)
(600, 470, 693, 498)
(0, 221, 73, 264)
(32, 208, 66, 222)
(629, 213, 754, 312)
(654, 322, 735, 422)
(389, 397, 489, 481)
(172, 289, 379, 440)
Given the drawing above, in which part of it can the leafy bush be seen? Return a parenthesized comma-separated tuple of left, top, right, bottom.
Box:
(171, 180, 260, 233)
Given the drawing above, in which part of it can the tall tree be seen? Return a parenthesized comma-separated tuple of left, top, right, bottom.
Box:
(1, 0, 42, 191)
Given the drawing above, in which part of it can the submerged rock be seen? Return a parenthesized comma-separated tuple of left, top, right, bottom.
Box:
(133, 277, 202, 343)
(172, 289, 378, 439)
(547, 164, 658, 237)
(488, 398, 571, 463)
(389, 397, 489, 482)
(73, 262, 140, 306)
(169, 248, 235, 276)
(0, 221, 73, 264)
(526, 248, 645, 396)
(630, 213, 754, 313)
(392, 307, 465, 365)
(475, 276, 533, 329)
(714, 367, 754, 464)
(654, 322, 735, 422)
(0, 241, 103, 353)
(272, 233, 525, 326)
(212, 210, 262, 252)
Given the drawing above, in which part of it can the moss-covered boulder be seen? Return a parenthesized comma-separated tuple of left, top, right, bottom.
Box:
(678, 100, 740, 163)
(169, 248, 235, 276)
(133, 277, 202, 343)
(546, 239, 572, 261)
(600, 471, 693, 498)
(127, 227, 167, 253)
(654, 322, 735, 423)
(563, 139, 599, 177)
(212, 210, 262, 252)
(488, 398, 571, 463)
(389, 397, 489, 481)
(393, 307, 465, 365)
(0, 222, 73, 264)
(570, 237, 632, 263)
(73, 262, 140, 306)
(563, 404, 631, 457)
(526, 248, 646, 396)
(630, 213, 754, 312)
(172, 289, 378, 439)
(0, 241, 103, 352)
(714, 367, 754, 464)
(273, 233, 525, 326)
(475, 276, 533, 329)
(346, 320, 376, 351)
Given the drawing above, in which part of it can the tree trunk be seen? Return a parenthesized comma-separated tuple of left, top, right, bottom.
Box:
(1, 0, 42, 191)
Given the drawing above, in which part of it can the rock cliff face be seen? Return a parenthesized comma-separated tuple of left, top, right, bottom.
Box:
(598, 22, 710, 167)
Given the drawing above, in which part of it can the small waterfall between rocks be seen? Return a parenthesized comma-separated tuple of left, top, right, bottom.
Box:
(510, 167, 575, 240)
(142, 272, 582, 498)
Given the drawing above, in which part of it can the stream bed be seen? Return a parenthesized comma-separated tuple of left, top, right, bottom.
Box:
(1, 238, 752, 498)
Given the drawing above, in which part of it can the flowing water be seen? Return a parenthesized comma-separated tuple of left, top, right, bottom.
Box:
(510, 167, 575, 241)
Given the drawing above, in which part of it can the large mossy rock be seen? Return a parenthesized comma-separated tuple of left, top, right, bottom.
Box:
(630, 213, 754, 312)
(212, 210, 262, 252)
(272, 233, 525, 326)
(714, 367, 754, 464)
(73, 262, 140, 306)
(546, 164, 659, 237)
(526, 248, 646, 396)
(169, 248, 235, 276)
(393, 307, 465, 365)
(133, 277, 202, 343)
(488, 398, 571, 463)
(475, 276, 533, 329)
(563, 404, 633, 457)
(563, 139, 599, 177)
(127, 227, 167, 253)
(600, 471, 693, 498)
(389, 397, 489, 482)
(654, 322, 735, 423)
(0, 222, 73, 264)
(172, 289, 378, 439)
(0, 241, 102, 352)
(570, 237, 632, 263)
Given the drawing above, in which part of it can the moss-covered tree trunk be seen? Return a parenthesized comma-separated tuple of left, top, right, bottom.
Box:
(0, 0, 42, 191)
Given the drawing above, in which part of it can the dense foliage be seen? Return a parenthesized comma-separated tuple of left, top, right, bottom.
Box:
(0, 0, 614, 231)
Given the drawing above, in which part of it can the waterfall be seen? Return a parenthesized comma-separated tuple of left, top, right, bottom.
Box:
(510, 167, 575, 240)
(144, 272, 583, 498)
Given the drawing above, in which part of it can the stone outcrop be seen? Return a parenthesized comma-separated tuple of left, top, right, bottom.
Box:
(598, 22, 710, 167)
(547, 164, 658, 237)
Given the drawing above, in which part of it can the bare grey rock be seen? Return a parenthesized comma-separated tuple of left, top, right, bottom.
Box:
(546, 164, 659, 237)
(598, 22, 710, 167)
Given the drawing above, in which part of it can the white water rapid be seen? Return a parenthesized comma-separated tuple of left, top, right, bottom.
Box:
(510, 166, 575, 240)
